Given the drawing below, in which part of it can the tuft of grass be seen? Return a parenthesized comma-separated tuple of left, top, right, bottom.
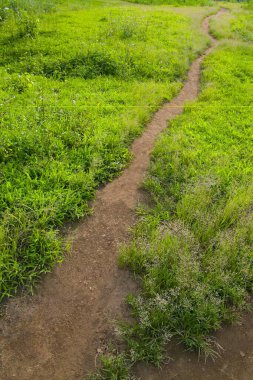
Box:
(87, 353, 134, 380)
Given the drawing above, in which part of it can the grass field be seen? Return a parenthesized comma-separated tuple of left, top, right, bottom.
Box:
(0, 0, 214, 300)
(1, 1, 253, 379)
(88, 3, 253, 379)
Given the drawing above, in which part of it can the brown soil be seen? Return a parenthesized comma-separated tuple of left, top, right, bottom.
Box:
(1, 9, 252, 380)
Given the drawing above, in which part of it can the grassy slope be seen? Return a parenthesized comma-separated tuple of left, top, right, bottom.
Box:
(0, 1, 212, 300)
(119, 3, 253, 367)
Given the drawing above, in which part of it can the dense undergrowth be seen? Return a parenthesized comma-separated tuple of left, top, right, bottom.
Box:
(0, 0, 212, 300)
(88, 5, 253, 379)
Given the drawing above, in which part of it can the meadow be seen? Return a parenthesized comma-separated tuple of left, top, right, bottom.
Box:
(115, 4, 253, 377)
(1, 1, 253, 379)
(0, 0, 213, 300)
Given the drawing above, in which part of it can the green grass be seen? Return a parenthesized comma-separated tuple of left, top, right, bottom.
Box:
(87, 4, 253, 379)
(119, 7, 253, 365)
(87, 353, 133, 380)
(210, 3, 253, 42)
(0, 1, 212, 300)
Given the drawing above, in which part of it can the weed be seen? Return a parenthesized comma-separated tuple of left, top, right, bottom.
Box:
(15, 10, 38, 38)
(87, 353, 133, 380)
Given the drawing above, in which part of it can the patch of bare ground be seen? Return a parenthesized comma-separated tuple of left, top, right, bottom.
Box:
(1, 8, 252, 380)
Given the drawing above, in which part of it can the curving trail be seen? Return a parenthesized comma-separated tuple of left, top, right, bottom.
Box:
(2, 9, 249, 380)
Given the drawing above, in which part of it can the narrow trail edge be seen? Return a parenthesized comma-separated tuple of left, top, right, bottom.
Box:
(0, 10, 226, 380)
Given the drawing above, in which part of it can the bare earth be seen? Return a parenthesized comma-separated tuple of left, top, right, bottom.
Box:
(1, 9, 253, 380)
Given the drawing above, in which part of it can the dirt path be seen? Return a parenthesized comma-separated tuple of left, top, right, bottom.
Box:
(1, 9, 252, 380)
